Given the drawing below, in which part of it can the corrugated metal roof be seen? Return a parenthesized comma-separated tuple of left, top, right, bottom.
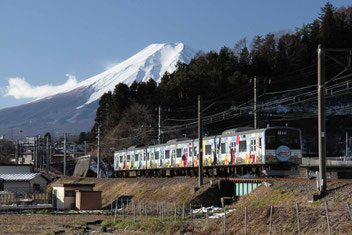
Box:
(0, 173, 42, 181)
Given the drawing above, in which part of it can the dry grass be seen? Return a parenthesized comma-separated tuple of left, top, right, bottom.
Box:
(54, 177, 211, 207)
(195, 181, 352, 234)
(0, 213, 112, 234)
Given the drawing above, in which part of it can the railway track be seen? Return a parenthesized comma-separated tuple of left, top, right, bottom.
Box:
(221, 177, 352, 184)
(59, 175, 352, 184)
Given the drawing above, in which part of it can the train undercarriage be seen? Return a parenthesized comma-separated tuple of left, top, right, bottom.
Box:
(114, 164, 299, 178)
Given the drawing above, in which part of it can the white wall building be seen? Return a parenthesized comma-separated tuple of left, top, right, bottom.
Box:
(0, 165, 48, 194)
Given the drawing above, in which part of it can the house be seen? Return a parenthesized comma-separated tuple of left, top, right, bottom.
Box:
(0, 164, 49, 194)
(52, 183, 102, 210)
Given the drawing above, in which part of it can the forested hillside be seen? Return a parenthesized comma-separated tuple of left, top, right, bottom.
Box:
(90, 3, 352, 159)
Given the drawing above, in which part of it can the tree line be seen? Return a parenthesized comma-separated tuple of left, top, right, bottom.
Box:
(89, 3, 352, 159)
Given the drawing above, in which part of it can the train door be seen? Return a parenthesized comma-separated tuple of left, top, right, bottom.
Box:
(250, 138, 256, 164)
(193, 142, 199, 166)
(176, 147, 182, 167)
(257, 134, 262, 163)
(134, 152, 139, 169)
(230, 140, 236, 164)
(182, 146, 188, 167)
(159, 148, 164, 168)
(219, 139, 227, 165)
(143, 150, 147, 169)
(171, 149, 175, 167)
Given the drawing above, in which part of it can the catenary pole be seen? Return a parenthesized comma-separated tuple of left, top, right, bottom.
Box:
(64, 133, 67, 176)
(254, 76, 257, 129)
(318, 44, 327, 194)
(158, 106, 161, 144)
(46, 135, 49, 173)
(346, 131, 348, 159)
(198, 96, 203, 187)
(97, 126, 101, 178)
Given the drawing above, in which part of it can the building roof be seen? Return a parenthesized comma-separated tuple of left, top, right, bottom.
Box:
(0, 173, 42, 181)
(51, 183, 95, 187)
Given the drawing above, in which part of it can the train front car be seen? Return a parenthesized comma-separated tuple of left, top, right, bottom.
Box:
(263, 127, 302, 176)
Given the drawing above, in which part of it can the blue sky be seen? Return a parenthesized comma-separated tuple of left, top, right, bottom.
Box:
(0, 0, 351, 109)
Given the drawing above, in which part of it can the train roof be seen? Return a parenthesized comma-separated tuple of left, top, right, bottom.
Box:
(166, 138, 191, 144)
(114, 126, 300, 153)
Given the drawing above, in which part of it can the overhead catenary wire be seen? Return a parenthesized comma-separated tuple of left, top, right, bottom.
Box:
(161, 74, 352, 134)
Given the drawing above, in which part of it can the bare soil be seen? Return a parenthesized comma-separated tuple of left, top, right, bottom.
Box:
(0, 213, 112, 234)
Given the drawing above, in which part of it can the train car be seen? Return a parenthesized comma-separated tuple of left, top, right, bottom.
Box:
(114, 126, 302, 177)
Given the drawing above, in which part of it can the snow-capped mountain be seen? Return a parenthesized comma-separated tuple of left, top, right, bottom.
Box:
(0, 43, 196, 137)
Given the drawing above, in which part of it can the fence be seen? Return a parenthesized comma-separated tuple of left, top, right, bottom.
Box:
(0, 192, 51, 205)
(105, 198, 352, 235)
(106, 198, 215, 223)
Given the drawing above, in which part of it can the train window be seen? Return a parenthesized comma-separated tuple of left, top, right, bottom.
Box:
(135, 154, 139, 161)
(251, 140, 256, 152)
(265, 129, 300, 149)
(120, 155, 123, 163)
(205, 145, 212, 155)
(165, 150, 170, 159)
(155, 151, 160, 160)
(259, 138, 262, 148)
(144, 153, 146, 161)
(183, 148, 187, 156)
(193, 147, 198, 156)
(230, 142, 236, 151)
(220, 143, 226, 154)
(127, 155, 130, 161)
(147, 153, 150, 161)
(176, 149, 182, 158)
(239, 141, 247, 152)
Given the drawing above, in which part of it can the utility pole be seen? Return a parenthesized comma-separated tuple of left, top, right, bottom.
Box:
(198, 96, 203, 187)
(254, 76, 257, 129)
(64, 133, 67, 176)
(346, 131, 349, 160)
(318, 44, 327, 194)
(15, 140, 18, 164)
(158, 106, 161, 144)
(33, 137, 36, 169)
(36, 136, 39, 170)
(46, 135, 49, 173)
(97, 126, 101, 178)
(84, 140, 87, 155)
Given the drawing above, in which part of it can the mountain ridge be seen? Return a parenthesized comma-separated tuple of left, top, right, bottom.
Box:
(0, 42, 196, 137)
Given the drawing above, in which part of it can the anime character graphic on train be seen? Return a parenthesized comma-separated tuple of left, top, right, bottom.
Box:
(114, 126, 302, 176)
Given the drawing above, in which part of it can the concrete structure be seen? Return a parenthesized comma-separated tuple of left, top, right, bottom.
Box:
(73, 155, 92, 177)
(75, 191, 102, 210)
(51, 183, 101, 210)
(301, 157, 352, 179)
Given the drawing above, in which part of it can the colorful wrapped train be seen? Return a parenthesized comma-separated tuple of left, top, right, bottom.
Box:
(113, 126, 302, 177)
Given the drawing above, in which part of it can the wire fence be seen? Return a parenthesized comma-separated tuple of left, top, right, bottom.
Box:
(103, 198, 352, 235)
(0, 191, 51, 206)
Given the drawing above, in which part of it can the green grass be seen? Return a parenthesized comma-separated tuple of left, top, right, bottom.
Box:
(248, 189, 293, 208)
(312, 198, 326, 207)
(33, 209, 52, 214)
(101, 218, 164, 233)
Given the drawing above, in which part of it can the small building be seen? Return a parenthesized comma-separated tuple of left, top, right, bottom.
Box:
(0, 173, 49, 194)
(52, 183, 102, 210)
(76, 191, 102, 210)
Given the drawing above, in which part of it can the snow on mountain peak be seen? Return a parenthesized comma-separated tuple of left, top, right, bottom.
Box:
(77, 42, 196, 108)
